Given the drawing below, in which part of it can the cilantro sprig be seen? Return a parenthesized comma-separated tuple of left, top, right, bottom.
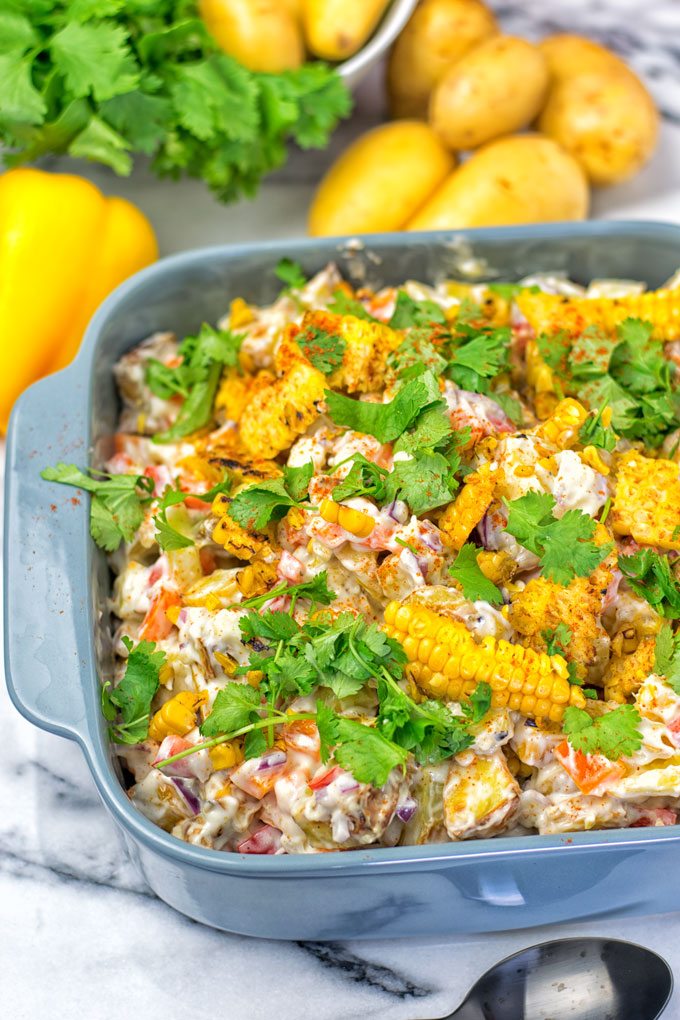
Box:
(563, 704, 643, 761)
(101, 637, 166, 745)
(1, 4, 351, 203)
(227, 462, 313, 530)
(149, 324, 244, 443)
(654, 624, 680, 694)
(388, 291, 447, 329)
(275, 258, 306, 293)
(449, 544, 503, 605)
(504, 490, 611, 585)
(41, 463, 154, 552)
(618, 549, 680, 619)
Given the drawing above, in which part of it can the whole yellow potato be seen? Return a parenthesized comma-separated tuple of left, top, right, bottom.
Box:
(308, 121, 456, 236)
(199, 0, 303, 73)
(303, 0, 390, 61)
(429, 35, 549, 150)
(540, 34, 633, 82)
(407, 135, 589, 230)
(387, 0, 498, 119)
(539, 71, 659, 185)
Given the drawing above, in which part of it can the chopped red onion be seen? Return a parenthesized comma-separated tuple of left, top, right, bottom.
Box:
(257, 749, 287, 771)
(396, 799, 417, 823)
(170, 777, 201, 816)
(237, 825, 282, 854)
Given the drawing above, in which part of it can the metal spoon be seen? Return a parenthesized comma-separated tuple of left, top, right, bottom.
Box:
(422, 937, 672, 1020)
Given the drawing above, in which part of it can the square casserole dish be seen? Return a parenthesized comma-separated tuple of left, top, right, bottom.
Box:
(7, 221, 680, 941)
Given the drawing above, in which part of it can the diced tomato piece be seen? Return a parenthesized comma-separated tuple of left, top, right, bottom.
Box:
(153, 735, 194, 776)
(282, 718, 320, 756)
(309, 765, 342, 790)
(554, 740, 626, 795)
(140, 588, 182, 641)
(230, 757, 289, 800)
(631, 808, 678, 828)
(184, 495, 213, 511)
(237, 825, 282, 854)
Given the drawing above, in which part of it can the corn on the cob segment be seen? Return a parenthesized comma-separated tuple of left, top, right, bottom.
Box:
(517, 287, 680, 341)
(604, 636, 657, 704)
(319, 498, 375, 538)
(535, 398, 588, 450)
(611, 451, 680, 550)
(525, 339, 558, 419)
(149, 691, 207, 742)
(384, 601, 585, 724)
(215, 367, 274, 424)
(211, 493, 268, 559)
(299, 309, 401, 394)
(236, 558, 279, 598)
(238, 357, 326, 460)
(438, 463, 497, 550)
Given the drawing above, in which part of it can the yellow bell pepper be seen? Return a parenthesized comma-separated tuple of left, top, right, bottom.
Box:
(0, 168, 158, 431)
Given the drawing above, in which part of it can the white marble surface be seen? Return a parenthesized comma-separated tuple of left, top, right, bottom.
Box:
(5, 2, 680, 1018)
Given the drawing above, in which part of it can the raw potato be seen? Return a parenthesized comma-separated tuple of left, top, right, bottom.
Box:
(540, 34, 633, 82)
(199, 0, 303, 72)
(539, 71, 659, 185)
(429, 35, 549, 150)
(308, 121, 456, 236)
(303, 0, 391, 61)
(387, 0, 498, 119)
(407, 135, 589, 230)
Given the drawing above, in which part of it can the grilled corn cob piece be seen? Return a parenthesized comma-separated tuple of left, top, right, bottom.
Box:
(211, 493, 269, 558)
(299, 309, 401, 394)
(611, 451, 680, 550)
(383, 601, 586, 724)
(604, 636, 657, 703)
(149, 691, 208, 742)
(525, 339, 558, 419)
(319, 498, 375, 538)
(438, 463, 497, 550)
(215, 367, 274, 425)
(535, 398, 588, 450)
(238, 351, 326, 460)
(236, 558, 279, 599)
(517, 287, 680, 341)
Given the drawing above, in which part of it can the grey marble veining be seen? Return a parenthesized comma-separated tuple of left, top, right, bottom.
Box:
(6, 3, 680, 1018)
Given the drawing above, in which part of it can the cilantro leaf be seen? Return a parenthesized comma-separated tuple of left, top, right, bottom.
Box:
(331, 454, 388, 502)
(155, 506, 194, 551)
(466, 681, 492, 724)
(325, 375, 437, 443)
(275, 258, 306, 291)
(385, 450, 459, 515)
(298, 325, 346, 375)
(315, 699, 338, 764)
(239, 610, 300, 644)
(327, 289, 377, 321)
(487, 282, 540, 300)
(377, 673, 473, 765)
(578, 404, 618, 451)
(654, 624, 680, 694)
(446, 326, 510, 395)
(41, 462, 154, 552)
(333, 718, 407, 787)
(388, 291, 447, 329)
(449, 544, 503, 605)
(388, 328, 449, 378)
(618, 549, 680, 619)
(282, 462, 313, 503)
(151, 325, 244, 443)
(237, 571, 336, 611)
(153, 476, 231, 550)
(50, 20, 139, 102)
(563, 704, 643, 761)
(504, 490, 610, 585)
(227, 473, 302, 531)
(200, 682, 261, 738)
(108, 636, 165, 744)
(542, 623, 573, 657)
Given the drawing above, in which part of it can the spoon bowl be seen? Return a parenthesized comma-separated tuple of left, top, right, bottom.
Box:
(429, 937, 673, 1020)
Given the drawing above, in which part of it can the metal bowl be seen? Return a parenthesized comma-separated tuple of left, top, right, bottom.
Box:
(337, 0, 417, 87)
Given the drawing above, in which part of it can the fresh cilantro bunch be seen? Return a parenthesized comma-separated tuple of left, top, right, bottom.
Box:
(544, 318, 680, 447)
(148, 324, 243, 442)
(504, 490, 611, 585)
(41, 462, 155, 552)
(618, 549, 680, 619)
(0, 1, 351, 201)
(101, 637, 166, 744)
(563, 704, 643, 761)
(227, 462, 314, 531)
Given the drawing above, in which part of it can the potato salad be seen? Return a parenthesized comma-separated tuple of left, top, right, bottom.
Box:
(42, 260, 680, 854)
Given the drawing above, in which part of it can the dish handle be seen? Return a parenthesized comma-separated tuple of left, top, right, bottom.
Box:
(4, 368, 94, 743)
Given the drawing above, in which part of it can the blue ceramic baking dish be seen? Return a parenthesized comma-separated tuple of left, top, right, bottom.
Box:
(8, 222, 680, 940)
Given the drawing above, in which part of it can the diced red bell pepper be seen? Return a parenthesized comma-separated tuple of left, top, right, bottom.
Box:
(308, 765, 342, 790)
(555, 740, 626, 795)
(140, 588, 182, 641)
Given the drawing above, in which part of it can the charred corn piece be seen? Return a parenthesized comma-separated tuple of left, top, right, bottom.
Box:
(209, 740, 244, 770)
(383, 601, 585, 724)
(149, 691, 208, 742)
(211, 493, 267, 559)
(299, 309, 401, 394)
(319, 498, 375, 538)
(517, 287, 680, 341)
(535, 398, 588, 450)
(525, 339, 557, 420)
(236, 558, 279, 598)
(438, 463, 497, 550)
(610, 615, 660, 658)
(176, 454, 225, 487)
(476, 549, 516, 586)
(215, 368, 258, 424)
(229, 297, 254, 329)
(611, 451, 680, 550)
(581, 445, 611, 475)
(239, 358, 326, 460)
(605, 636, 657, 703)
